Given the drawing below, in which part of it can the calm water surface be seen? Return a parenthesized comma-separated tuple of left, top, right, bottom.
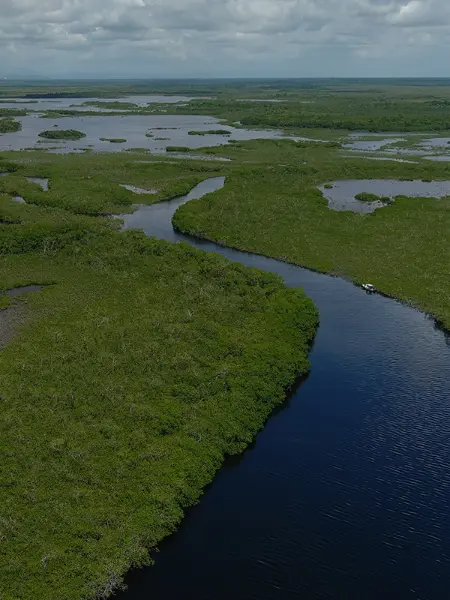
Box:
(0, 114, 302, 153)
(343, 138, 406, 152)
(116, 178, 450, 600)
(319, 179, 450, 213)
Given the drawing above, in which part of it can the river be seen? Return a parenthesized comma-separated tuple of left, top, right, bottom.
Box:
(117, 177, 450, 600)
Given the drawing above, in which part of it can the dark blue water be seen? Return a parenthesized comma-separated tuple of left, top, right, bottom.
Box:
(118, 178, 450, 600)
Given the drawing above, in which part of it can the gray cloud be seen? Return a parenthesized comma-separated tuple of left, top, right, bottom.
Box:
(1, 0, 449, 77)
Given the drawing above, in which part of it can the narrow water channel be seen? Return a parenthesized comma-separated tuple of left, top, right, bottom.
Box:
(118, 178, 450, 600)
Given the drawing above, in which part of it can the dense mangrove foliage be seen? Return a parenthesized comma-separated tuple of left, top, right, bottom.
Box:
(38, 129, 86, 140)
(0, 118, 21, 133)
(155, 94, 450, 132)
(188, 130, 231, 136)
(0, 151, 318, 600)
(0, 108, 27, 117)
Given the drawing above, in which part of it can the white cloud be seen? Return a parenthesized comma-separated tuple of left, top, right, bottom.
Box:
(0, 0, 450, 77)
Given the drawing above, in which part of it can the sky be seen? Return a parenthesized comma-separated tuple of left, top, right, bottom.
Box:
(1, 0, 450, 78)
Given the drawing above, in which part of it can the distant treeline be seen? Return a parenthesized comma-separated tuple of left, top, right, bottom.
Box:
(168, 97, 450, 132)
(25, 92, 94, 99)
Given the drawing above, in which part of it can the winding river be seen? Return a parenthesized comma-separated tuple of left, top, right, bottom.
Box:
(118, 178, 450, 600)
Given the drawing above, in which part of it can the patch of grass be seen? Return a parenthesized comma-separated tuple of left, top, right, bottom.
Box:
(355, 192, 381, 202)
(0, 295, 11, 310)
(38, 129, 86, 140)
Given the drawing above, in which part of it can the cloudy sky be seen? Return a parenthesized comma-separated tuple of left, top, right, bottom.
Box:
(1, 0, 449, 78)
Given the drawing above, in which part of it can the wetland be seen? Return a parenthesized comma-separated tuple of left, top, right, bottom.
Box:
(2, 78, 450, 600)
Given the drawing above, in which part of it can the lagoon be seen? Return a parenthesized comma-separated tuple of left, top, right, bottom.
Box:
(0, 114, 300, 154)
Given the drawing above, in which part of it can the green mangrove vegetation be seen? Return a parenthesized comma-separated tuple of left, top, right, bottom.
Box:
(0, 118, 21, 133)
(188, 130, 231, 136)
(0, 108, 27, 117)
(38, 129, 86, 140)
(0, 150, 318, 600)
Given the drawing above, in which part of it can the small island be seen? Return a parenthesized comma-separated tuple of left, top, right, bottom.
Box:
(0, 118, 21, 133)
(99, 137, 127, 143)
(82, 100, 139, 110)
(38, 129, 86, 140)
(166, 146, 191, 152)
(188, 129, 231, 136)
(355, 192, 382, 202)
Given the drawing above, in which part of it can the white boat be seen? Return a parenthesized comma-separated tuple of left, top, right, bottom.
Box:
(362, 283, 375, 292)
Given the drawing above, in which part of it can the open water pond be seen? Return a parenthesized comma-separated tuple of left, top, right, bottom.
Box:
(115, 177, 450, 600)
(343, 133, 450, 160)
(424, 155, 450, 161)
(0, 114, 301, 153)
(319, 179, 450, 213)
(420, 137, 450, 149)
